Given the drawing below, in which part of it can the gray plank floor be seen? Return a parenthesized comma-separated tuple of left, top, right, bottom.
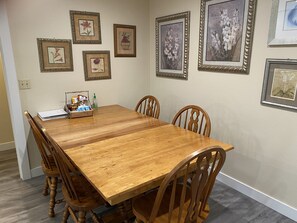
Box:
(0, 149, 295, 223)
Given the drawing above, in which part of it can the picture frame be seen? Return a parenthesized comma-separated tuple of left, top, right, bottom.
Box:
(113, 24, 136, 57)
(83, 51, 111, 81)
(37, 38, 73, 72)
(261, 59, 297, 112)
(268, 0, 297, 46)
(198, 0, 257, 74)
(70, 10, 101, 44)
(156, 11, 190, 80)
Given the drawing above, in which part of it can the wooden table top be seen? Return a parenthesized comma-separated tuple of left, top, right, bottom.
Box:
(65, 124, 234, 205)
(35, 105, 167, 149)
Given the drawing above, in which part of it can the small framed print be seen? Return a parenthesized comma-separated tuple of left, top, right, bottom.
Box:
(37, 38, 73, 72)
(83, 51, 111, 81)
(113, 24, 136, 57)
(70, 10, 101, 44)
(261, 59, 297, 111)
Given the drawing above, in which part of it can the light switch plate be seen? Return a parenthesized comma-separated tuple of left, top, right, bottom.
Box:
(19, 80, 31, 90)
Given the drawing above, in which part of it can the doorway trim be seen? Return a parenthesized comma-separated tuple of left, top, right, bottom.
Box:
(0, 2, 31, 180)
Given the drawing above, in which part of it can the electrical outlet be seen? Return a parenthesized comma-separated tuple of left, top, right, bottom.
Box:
(19, 80, 31, 90)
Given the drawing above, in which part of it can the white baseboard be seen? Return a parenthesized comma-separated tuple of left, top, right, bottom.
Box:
(0, 141, 15, 151)
(217, 172, 297, 222)
(30, 166, 44, 178)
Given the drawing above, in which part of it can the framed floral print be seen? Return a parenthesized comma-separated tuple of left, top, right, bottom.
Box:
(261, 59, 297, 112)
(37, 38, 73, 72)
(70, 10, 101, 44)
(83, 51, 111, 81)
(156, 11, 190, 80)
(268, 0, 297, 46)
(198, 0, 257, 74)
(114, 24, 136, 57)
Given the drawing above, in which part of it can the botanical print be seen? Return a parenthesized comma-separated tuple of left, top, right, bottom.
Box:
(271, 68, 297, 101)
(206, 0, 245, 62)
(79, 19, 95, 36)
(90, 57, 104, 73)
(47, 47, 65, 64)
(284, 1, 297, 30)
(161, 22, 183, 70)
(120, 31, 131, 50)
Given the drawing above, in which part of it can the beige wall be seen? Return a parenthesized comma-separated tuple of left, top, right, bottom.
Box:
(6, 0, 150, 168)
(149, 0, 297, 209)
(0, 53, 14, 144)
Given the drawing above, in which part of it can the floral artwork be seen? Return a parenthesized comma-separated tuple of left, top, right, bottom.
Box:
(79, 20, 95, 36)
(261, 59, 297, 112)
(114, 24, 136, 57)
(37, 38, 73, 72)
(206, 0, 244, 62)
(198, 0, 256, 74)
(120, 32, 131, 50)
(83, 51, 111, 81)
(161, 23, 183, 70)
(47, 47, 65, 64)
(271, 69, 297, 101)
(90, 57, 104, 73)
(156, 11, 190, 80)
(70, 11, 101, 44)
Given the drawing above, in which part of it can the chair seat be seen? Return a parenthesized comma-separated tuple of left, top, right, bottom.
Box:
(63, 175, 105, 211)
(133, 184, 208, 223)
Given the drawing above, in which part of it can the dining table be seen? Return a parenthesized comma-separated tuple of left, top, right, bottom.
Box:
(35, 104, 234, 218)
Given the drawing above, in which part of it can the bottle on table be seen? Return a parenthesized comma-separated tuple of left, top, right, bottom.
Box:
(92, 93, 98, 109)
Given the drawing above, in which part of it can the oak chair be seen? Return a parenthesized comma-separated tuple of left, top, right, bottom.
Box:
(135, 95, 160, 119)
(24, 111, 61, 217)
(43, 129, 106, 223)
(132, 146, 226, 223)
(172, 105, 211, 137)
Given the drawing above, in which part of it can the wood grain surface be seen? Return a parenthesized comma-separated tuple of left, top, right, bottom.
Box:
(65, 124, 233, 205)
(35, 105, 167, 149)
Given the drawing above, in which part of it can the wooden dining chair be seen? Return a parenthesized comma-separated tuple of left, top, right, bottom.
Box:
(132, 146, 226, 223)
(43, 128, 106, 223)
(172, 105, 211, 137)
(135, 95, 160, 119)
(24, 111, 61, 217)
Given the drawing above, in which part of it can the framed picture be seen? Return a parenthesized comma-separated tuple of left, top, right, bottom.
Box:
(198, 0, 257, 74)
(37, 38, 73, 72)
(261, 59, 297, 111)
(70, 10, 101, 44)
(114, 24, 136, 57)
(268, 0, 297, 46)
(83, 51, 111, 81)
(156, 11, 190, 80)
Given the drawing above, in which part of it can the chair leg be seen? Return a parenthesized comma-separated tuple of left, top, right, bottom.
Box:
(134, 218, 143, 223)
(90, 210, 103, 223)
(48, 177, 58, 217)
(42, 176, 49, 196)
(78, 211, 86, 223)
(62, 204, 70, 223)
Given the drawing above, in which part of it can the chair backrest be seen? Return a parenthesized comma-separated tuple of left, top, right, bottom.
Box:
(43, 129, 82, 201)
(172, 105, 211, 137)
(135, 95, 160, 119)
(149, 146, 226, 223)
(24, 111, 54, 170)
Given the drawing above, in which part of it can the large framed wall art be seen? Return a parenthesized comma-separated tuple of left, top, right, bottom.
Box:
(261, 59, 297, 111)
(198, 0, 257, 74)
(156, 11, 190, 80)
(268, 0, 297, 46)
